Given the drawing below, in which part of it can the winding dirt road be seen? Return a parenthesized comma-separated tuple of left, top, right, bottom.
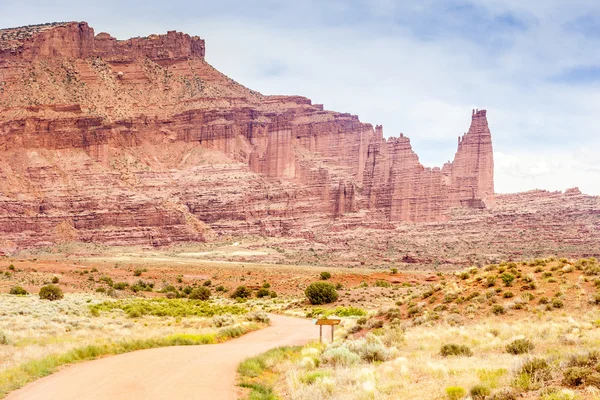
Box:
(7, 315, 316, 400)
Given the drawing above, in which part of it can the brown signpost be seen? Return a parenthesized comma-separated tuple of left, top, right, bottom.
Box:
(315, 319, 341, 343)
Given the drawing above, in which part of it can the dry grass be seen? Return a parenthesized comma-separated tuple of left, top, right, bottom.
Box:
(0, 293, 265, 397)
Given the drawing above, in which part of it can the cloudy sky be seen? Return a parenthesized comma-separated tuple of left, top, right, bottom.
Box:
(1, 0, 599, 194)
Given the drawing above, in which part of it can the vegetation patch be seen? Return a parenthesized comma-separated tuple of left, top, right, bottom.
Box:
(89, 298, 247, 318)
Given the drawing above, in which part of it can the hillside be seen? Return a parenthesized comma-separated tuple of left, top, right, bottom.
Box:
(0, 21, 598, 263)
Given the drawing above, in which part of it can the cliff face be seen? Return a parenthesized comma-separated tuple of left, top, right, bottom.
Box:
(0, 22, 497, 248)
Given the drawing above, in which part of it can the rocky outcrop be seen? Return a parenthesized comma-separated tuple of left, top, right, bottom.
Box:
(0, 22, 204, 61)
(0, 21, 589, 254)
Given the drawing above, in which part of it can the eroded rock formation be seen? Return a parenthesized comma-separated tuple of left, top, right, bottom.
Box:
(0, 21, 592, 255)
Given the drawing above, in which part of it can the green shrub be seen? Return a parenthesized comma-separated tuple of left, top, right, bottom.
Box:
(269, 291, 277, 298)
(503, 291, 514, 298)
(375, 280, 391, 288)
(446, 386, 466, 400)
(552, 298, 564, 309)
(99, 276, 114, 287)
(95, 287, 106, 293)
(391, 268, 398, 274)
(320, 271, 331, 280)
(203, 280, 212, 286)
(256, 288, 270, 298)
(486, 276, 497, 287)
(51, 276, 59, 284)
(9, 286, 27, 295)
(189, 287, 211, 300)
(90, 298, 246, 318)
(262, 282, 271, 289)
(216, 285, 225, 292)
(470, 385, 491, 399)
(440, 343, 472, 357)
(305, 282, 338, 305)
(113, 282, 128, 290)
(562, 367, 591, 387)
(519, 357, 551, 381)
(492, 305, 505, 315)
(500, 272, 515, 287)
(133, 268, 146, 277)
(39, 285, 64, 301)
(131, 280, 154, 292)
(506, 339, 534, 355)
(231, 286, 252, 299)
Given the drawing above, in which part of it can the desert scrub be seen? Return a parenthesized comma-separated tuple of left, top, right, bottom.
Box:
(231, 286, 252, 299)
(89, 298, 247, 318)
(446, 386, 467, 400)
(506, 339, 534, 355)
(305, 282, 338, 305)
(189, 287, 211, 300)
(470, 384, 491, 399)
(8, 286, 27, 295)
(306, 306, 366, 318)
(440, 343, 473, 357)
(38, 284, 63, 301)
(320, 271, 331, 280)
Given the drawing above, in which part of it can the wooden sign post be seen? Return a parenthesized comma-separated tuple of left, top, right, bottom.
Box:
(315, 319, 341, 343)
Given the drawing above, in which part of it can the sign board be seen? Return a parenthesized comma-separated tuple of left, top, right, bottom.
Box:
(315, 319, 341, 326)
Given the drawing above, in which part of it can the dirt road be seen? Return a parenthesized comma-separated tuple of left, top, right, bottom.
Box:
(6, 315, 316, 400)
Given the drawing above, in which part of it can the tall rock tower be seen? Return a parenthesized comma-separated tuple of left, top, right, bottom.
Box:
(450, 109, 495, 205)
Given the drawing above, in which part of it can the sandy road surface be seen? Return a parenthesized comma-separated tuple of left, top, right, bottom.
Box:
(7, 315, 316, 400)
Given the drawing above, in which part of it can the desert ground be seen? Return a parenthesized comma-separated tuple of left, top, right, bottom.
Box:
(2, 247, 600, 399)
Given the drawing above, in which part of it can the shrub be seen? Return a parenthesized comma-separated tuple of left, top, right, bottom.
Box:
(506, 339, 534, 355)
(256, 288, 270, 298)
(519, 357, 551, 381)
(231, 286, 252, 299)
(113, 282, 128, 290)
(320, 271, 331, 280)
(440, 343, 472, 357)
(492, 305, 505, 315)
(305, 282, 338, 305)
(487, 390, 517, 400)
(500, 272, 515, 287)
(131, 280, 154, 292)
(99, 276, 114, 287)
(203, 280, 212, 286)
(189, 287, 211, 300)
(446, 386, 466, 400)
(133, 268, 146, 276)
(51, 276, 60, 284)
(503, 291, 514, 298)
(486, 276, 497, 287)
(391, 268, 398, 274)
(562, 367, 592, 387)
(269, 291, 278, 298)
(470, 385, 491, 399)
(216, 285, 225, 292)
(539, 297, 550, 305)
(39, 284, 64, 301)
(246, 311, 270, 324)
(346, 334, 393, 362)
(322, 346, 360, 367)
(95, 287, 106, 293)
(262, 282, 270, 289)
(375, 280, 391, 288)
(212, 314, 235, 327)
(9, 286, 27, 295)
(552, 298, 564, 309)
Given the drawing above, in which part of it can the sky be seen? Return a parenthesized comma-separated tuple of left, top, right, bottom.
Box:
(1, 0, 599, 194)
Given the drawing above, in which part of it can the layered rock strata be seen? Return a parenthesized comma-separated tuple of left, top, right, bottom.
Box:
(0, 21, 563, 252)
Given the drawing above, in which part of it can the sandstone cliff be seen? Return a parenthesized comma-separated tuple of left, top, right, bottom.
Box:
(2, 21, 589, 255)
